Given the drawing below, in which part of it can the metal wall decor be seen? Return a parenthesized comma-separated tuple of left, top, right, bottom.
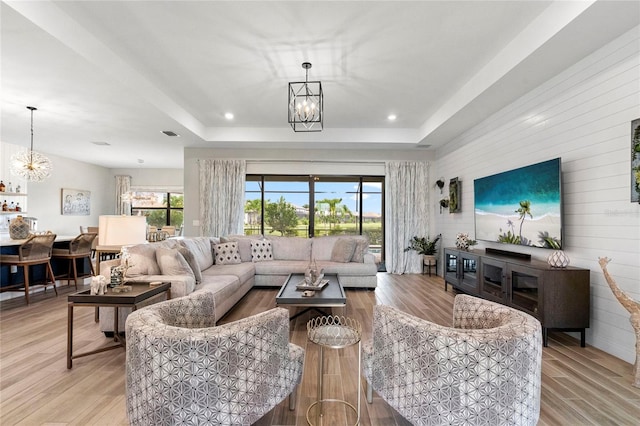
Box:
(288, 62, 323, 132)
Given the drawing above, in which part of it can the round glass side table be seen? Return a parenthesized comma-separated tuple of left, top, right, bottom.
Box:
(306, 315, 362, 426)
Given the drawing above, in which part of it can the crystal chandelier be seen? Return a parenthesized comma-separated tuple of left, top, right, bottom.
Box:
(288, 62, 323, 132)
(10, 106, 52, 182)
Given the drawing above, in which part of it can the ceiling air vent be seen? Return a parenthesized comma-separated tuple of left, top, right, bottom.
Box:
(161, 130, 180, 137)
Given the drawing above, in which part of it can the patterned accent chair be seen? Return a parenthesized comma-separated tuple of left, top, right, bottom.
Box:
(125, 291, 304, 426)
(363, 294, 542, 426)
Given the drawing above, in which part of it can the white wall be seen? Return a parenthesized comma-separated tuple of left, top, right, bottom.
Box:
(1, 142, 112, 235)
(183, 147, 433, 237)
(433, 27, 640, 363)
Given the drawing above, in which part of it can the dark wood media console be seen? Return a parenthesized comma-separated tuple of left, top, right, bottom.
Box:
(444, 248, 590, 347)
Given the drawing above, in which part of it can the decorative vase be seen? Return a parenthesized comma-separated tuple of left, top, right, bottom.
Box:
(110, 266, 124, 287)
(455, 234, 469, 250)
(547, 250, 570, 268)
(9, 215, 30, 240)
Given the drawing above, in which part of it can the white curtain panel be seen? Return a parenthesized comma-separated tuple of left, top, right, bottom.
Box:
(385, 161, 430, 274)
(199, 159, 246, 237)
(115, 175, 131, 215)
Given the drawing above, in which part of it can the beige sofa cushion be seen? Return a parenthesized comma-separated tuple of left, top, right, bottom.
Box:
(123, 244, 160, 277)
(156, 247, 195, 279)
(202, 262, 256, 285)
(311, 236, 341, 261)
(267, 236, 311, 261)
(351, 236, 370, 263)
(176, 246, 202, 285)
(180, 237, 215, 270)
(331, 237, 357, 263)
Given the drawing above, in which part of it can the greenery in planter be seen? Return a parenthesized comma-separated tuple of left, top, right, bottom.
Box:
(404, 234, 441, 255)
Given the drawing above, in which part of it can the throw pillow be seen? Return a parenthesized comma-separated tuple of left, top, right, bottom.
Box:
(213, 242, 241, 265)
(122, 244, 161, 277)
(250, 239, 273, 262)
(331, 237, 357, 263)
(155, 247, 195, 278)
(177, 245, 202, 285)
(222, 235, 263, 262)
(180, 238, 215, 270)
(351, 236, 369, 263)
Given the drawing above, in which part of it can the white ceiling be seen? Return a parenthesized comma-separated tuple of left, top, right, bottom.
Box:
(1, 1, 638, 169)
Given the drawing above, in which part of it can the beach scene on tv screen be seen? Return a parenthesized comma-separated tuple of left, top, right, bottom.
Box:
(474, 158, 562, 249)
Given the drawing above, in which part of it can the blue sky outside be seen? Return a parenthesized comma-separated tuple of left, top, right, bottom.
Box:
(245, 181, 382, 215)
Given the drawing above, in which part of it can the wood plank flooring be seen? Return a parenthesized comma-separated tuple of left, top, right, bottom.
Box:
(1, 273, 638, 425)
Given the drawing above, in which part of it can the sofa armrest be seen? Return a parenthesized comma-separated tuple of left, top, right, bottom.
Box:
(99, 258, 121, 279)
(363, 253, 376, 264)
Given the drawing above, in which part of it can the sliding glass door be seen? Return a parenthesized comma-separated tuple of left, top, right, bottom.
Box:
(245, 175, 384, 262)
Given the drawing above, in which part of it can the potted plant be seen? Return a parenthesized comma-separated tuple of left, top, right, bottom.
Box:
(404, 234, 441, 264)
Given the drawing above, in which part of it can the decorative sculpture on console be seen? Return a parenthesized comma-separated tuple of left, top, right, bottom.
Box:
(90, 275, 108, 295)
(599, 257, 640, 388)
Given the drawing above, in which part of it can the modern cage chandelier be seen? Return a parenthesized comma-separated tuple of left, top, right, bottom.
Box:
(288, 62, 323, 132)
(10, 106, 53, 182)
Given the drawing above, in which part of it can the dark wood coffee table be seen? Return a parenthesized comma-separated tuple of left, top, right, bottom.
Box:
(276, 273, 346, 320)
(67, 282, 170, 368)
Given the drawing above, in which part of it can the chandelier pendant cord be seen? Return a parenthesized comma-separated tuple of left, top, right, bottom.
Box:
(29, 107, 35, 165)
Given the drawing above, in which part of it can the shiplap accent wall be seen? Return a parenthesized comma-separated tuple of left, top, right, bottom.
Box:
(433, 26, 640, 364)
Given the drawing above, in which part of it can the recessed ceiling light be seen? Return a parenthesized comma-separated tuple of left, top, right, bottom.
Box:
(91, 141, 111, 146)
(161, 130, 180, 137)
(137, 159, 144, 164)
(224, 112, 234, 120)
(387, 114, 397, 121)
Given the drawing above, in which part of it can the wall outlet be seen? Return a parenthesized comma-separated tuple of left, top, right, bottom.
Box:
(192, 220, 200, 226)
(10, 265, 17, 273)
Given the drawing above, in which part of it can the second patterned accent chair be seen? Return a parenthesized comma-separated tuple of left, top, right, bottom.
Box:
(125, 291, 304, 426)
(363, 294, 542, 426)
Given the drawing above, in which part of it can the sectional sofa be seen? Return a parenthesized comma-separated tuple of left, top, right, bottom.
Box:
(99, 234, 378, 332)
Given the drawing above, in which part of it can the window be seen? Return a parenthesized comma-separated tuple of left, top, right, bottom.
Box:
(245, 175, 384, 262)
(130, 192, 183, 230)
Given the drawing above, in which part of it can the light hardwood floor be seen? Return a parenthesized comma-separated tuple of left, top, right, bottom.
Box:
(1, 273, 638, 425)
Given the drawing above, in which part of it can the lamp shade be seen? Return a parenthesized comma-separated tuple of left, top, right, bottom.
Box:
(98, 215, 147, 246)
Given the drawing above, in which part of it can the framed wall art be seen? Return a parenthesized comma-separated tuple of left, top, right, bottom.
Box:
(61, 188, 91, 216)
(632, 118, 640, 203)
(449, 177, 460, 213)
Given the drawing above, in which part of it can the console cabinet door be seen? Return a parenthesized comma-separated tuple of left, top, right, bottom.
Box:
(444, 249, 459, 287)
(479, 257, 506, 303)
(458, 252, 479, 294)
(507, 264, 543, 318)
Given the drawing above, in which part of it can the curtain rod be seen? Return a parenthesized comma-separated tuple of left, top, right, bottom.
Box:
(246, 159, 385, 165)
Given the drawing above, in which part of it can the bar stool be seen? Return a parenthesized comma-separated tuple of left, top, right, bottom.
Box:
(52, 233, 97, 289)
(0, 233, 57, 305)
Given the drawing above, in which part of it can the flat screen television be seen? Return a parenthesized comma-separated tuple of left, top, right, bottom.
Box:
(474, 158, 562, 249)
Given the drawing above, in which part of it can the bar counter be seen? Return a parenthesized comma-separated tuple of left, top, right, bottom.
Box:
(1, 235, 87, 292)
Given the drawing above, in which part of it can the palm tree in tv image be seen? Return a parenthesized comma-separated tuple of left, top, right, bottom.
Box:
(516, 200, 533, 245)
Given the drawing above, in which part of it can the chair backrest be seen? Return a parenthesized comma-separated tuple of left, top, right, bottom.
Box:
(161, 226, 176, 236)
(69, 233, 98, 254)
(87, 226, 99, 249)
(19, 233, 57, 261)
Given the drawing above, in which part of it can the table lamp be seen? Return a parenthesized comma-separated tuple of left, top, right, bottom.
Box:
(98, 215, 147, 247)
